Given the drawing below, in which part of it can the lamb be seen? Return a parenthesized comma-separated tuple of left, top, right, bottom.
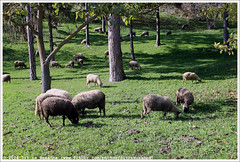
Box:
(81, 39, 86, 44)
(2, 74, 11, 83)
(176, 88, 194, 113)
(104, 50, 109, 59)
(94, 27, 102, 32)
(65, 61, 74, 68)
(166, 30, 172, 36)
(35, 93, 67, 120)
(73, 53, 87, 61)
(182, 72, 202, 83)
(46, 88, 73, 101)
(127, 31, 136, 37)
(14, 61, 27, 69)
(41, 97, 79, 127)
(141, 94, 181, 120)
(86, 74, 103, 88)
(77, 59, 83, 66)
(72, 90, 105, 117)
(129, 60, 141, 70)
(50, 61, 62, 68)
(141, 31, 149, 37)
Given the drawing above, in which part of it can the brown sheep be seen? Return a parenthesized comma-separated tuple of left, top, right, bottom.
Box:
(182, 72, 202, 83)
(141, 31, 149, 37)
(50, 61, 62, 68)
(141, 94, 181, 120)
(65, 61, 74, 68)
(14, 61, 27, 69)
(2, 74, 11, 83)
(166, 30, 172, 36)
(72, 90, 105, 117)
(41, 97, 79, 127)
(77, 59, 83, 66)
(94, 27, 102, 32)
(73, 53, 87, 61)
(176, 88, 194, 113)
(127, 31, 136, 37)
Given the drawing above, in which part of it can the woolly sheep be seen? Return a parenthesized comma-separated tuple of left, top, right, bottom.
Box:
(35, 50, 39, 56)
(176, 88, 194, 113)
(182, 72, 202, 83)
(129, 60, 141, 70)
(35, 93, 67, 120)
(104, 50, 109, 59)
(73, 53, 87, 61)
(77, 59, 83, 66)
(50, 61, 62, 68)
(72, 90, 105, 117)
(41, 97, 79, 127)
(182, 24, 188, 29)
(2, 74, 11, 83)
(141, 31, 149, 37)
(46, 88, 73, 101)
(141, 94, 181, 120)
(166, 30, 172, 36)
(86, 74, 103, 88)
(65, 61, 74, 68)
(81, 39, 86, 44)
(94, 27, 102, 32)
(127, 31, 136, 37)
(14, 61, 27, 69)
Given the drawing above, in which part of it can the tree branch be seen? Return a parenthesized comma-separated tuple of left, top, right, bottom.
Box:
(11, 18, 38, 35)
(44, 14, 98, 64)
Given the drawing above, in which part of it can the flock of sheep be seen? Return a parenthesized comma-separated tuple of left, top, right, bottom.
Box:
(32, 71, 202, 127)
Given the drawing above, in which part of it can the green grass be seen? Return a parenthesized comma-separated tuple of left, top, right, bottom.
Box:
(2, 17, 238, 160)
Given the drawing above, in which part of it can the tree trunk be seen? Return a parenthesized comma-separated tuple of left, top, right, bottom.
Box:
(102, 15, 106, 34)
(37, 4, 51, 93)
(26, 4, 37, 81)
(85, 3, 90, 46)
(223, 9, 229, 46)
(129, 16, 135, 61)
(108, 14, 126, 82)
(155, 9, 160, 47)
(207, 13, 218, 30)
(48, 14, 54, 61)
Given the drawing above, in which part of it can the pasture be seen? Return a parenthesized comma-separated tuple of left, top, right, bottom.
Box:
(2, 15, 238, 160)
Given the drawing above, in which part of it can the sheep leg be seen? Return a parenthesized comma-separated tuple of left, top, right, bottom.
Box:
(82, 108, 85, 117)
(62, 115, 65, 126)
(163, 112, 167, 120)
(147, 112, 151, 120)
(99, 108, 101, 116)
(45, 116, 52, 127)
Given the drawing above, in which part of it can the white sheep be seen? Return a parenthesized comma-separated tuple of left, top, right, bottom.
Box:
(176, 88, 194, 113)
(35, 93, 67, 120)
(129, 60, 141, 70)
(141, 94, 181, 120)
(182, 72, 202, 83)
(81, 39, 86, 44)
(46, 88, 73, 101)
(2, 74, 11, 83)
(72, 90, 105, 117)
(86, 74, 103, 88)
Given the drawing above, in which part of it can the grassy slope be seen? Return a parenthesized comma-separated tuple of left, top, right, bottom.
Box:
(2, 16, 237, 160)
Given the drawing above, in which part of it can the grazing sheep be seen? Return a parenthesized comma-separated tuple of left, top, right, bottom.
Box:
(72, 90, 105, 117)
(182, 72, 202, 83)
(104, 50, 109, 59)
(86, 74, 103, 88)
(2, 74, 11, 83)
(81, 39, 86, 44)
(35, 93, 67, 120)
(127, 31, 136, 37)
(35, 50, 39, 56)
(65, 61, 74, 68)
(81, 26, 86, 31)
(50, 61, 62, 68)
(176, 88, 194, 113)
(41, 97, 79, 127)
(46, 88, 73, 101)
(166, 30, 172, 36)
(77, 59, 83, 66)
(141, 94, 181, 120)
(182, 24, 188, 29)
(94, 27, 102, 32)
(141, 31, 149, 37)
(73, 53, 87, 61)
(129, 60, 141, 70)
(14, 61, 27, 69)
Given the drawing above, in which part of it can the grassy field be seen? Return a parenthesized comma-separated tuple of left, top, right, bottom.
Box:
(2, 16, 238, 160)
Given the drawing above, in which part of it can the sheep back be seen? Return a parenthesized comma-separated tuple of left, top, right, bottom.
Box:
(41, 97, 79, 127)
(86, 74, 103, 88)
(72, 90, 105, 116)
(182, 72, 202, 83)
(46, 88, 73, 101)
(129, 60, 141, 70)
